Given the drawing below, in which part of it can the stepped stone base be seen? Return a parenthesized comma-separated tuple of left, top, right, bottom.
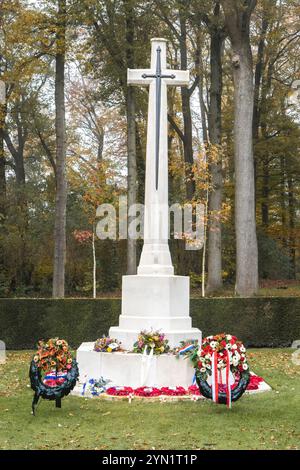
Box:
(109, 274, 202, 350)
(76, 274, 202, 388)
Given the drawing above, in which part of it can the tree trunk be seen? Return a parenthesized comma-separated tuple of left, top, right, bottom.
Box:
(195, 35, 208, 144)
(206, 18, 224, 293)
(97, 129, 104, 162)
(280, 155, 287, 247)
(136, 123, 145, 204)
(125, 0, 137, 274)
(252, 16, 268, 203)
(0, 103, 6, 217)
(261, 158, 269, 226)
(52, 0, 67, 298)
(179, 5, 195, 200)
(0, 94, 6, 274)
(0, 79, 6, 216)
(287, 175, 296, 278)
(3, 105, 30, 288)
(252, 17, 268, 140)
(221, 0, 258, 296)
(92, 231, 96, 298)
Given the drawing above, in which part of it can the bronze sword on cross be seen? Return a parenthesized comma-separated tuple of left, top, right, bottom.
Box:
(141, 47, 176, 190)
(127, 39, 189, 193)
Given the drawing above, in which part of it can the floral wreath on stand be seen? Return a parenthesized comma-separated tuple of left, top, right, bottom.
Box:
(188, 333, 250, 407)
(29, 338, 79, 415)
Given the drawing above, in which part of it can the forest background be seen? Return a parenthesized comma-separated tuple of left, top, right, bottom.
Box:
(0, 0, 299, 299)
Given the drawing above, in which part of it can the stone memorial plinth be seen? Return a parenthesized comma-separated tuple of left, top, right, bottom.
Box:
(76, 343, 195, 388)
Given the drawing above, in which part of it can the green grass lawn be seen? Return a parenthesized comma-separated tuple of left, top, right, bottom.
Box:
(0, 349, 299, 450)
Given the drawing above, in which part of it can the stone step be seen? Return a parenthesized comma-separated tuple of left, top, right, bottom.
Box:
(118, 315, 192, 330)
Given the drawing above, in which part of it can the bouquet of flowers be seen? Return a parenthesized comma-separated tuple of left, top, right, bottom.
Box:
(33, 338, 73, 373)
(94, 337, 121, 353)
(83, 377, 111, 397)
(196, 333, 249, 380)
(133, 330, 170, 355)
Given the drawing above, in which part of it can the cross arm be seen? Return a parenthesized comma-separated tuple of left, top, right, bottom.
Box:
(127, 69, 154, 86)
(163, 70, 190, 87)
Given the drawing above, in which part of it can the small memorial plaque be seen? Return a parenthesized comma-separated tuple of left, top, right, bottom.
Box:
(0, 340, 6, 364)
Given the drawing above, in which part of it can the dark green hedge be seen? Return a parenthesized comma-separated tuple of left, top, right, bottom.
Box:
(0, 297, 299, 349)
(191, 298, 300, 348)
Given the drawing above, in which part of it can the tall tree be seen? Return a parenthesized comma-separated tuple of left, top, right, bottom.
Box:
(178, 1, 195, 200)
(0, 80, 6, 217)
(124, 0, 137, 274)
(82, 0, 140, 275)
(52, 0, 67, 297)
(220, 0, 258, 296)
(201, 1, 225, 293)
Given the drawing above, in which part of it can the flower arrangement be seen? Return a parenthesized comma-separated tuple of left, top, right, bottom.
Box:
(32, 338, 73, 373)
(133, 330, 170, 355)
(106, 386, 187, 397)
(196, 333, 249, 380)
(94, 337, 121, 353)
(104, 377, 264, 399)
(83, 377, 111, 397)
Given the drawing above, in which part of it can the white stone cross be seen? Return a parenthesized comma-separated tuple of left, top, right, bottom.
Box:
(128, 38, 189, 275)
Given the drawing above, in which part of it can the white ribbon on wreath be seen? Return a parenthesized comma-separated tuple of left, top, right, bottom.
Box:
(140, 345, 154, 386)
(211, 350, 232, 408)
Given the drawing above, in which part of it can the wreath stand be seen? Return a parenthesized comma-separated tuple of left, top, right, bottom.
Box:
(30, 359, 79, 415)
(196, 369, 250, 404)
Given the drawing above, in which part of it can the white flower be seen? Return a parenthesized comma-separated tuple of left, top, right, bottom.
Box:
(226, 343, 232, 350)
(205, 354, 211, 359)
(200, 367, 206, 373)
(241, 353, 245, 358)
(232, 357, 239, 366)
(240, 346, 246, 353)
(226, 335, 232, 340)
(210, 341, 217, 349)
(231, 344, 237, 350)
(206, 364, 211, 369)
(242, 363, 249, 370)
(207, 336, 213, 340)
(234, 352, 241, 361)
(191, 395, 199, 401)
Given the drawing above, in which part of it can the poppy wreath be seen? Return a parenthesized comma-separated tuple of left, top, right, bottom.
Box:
(194, 334, 250, 406)
(29, 338, 79, 415)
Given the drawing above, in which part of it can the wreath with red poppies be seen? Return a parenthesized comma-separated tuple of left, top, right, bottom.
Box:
(192, 334, 250, 405)
(29, 338, 79, 415)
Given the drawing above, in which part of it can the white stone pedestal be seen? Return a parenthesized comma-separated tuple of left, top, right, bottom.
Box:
(76, 343, 195, 388)
(109, 274, 202, 350)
